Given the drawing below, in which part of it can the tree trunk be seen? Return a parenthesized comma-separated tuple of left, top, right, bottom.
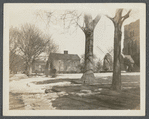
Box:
(26, 65, 30, 76)
(29, 64, 32, 74)
(80, 13, 101, 85)
(25, 61, 32, 76)
(111, 25, 122, 90)
(81, 30, 95, 84)
(107, 9, 131, 91)
(27, 64, 32, 76)
(45, 61, 49, 77)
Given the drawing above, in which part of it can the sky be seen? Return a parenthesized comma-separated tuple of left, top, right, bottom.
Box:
(7, 3, 140, 62)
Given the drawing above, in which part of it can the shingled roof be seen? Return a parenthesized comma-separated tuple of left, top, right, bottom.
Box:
(49, 53, 80, 61)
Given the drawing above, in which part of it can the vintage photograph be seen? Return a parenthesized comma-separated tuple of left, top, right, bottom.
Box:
(3, 3, 146, 116)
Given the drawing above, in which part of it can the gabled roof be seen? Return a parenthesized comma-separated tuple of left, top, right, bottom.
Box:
(49, 53, 80, 61)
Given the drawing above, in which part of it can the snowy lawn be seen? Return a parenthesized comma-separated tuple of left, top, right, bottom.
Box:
(9, 72, 140, 110)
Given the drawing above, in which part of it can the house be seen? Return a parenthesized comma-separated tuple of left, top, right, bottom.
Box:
(123, 19, 140, 71)
(32, 59, 46, 73)
(122, 55, 135, 72)
(47, 51, 80, 73)
(102, 53, 134, 72)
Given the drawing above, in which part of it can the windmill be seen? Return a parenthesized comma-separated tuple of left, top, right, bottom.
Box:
(96, 46, 114, 71)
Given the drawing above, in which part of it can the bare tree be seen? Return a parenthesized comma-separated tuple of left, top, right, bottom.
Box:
(60, 11, 101, 84)
(9, 27, 24, 74)
(17, 23, 51, 76)
(95, 59, 102, 73)
(44, 38, 59, 55)
(37, 10, 101, 83)
(44, 36, 58, 77)
(107, 9, 131, 91)
(79, 13, 101, 84)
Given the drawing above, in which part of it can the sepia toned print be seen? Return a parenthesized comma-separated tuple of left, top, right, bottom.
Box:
(3, 3, 146, 116)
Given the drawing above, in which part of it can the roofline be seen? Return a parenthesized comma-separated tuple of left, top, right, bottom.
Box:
(124, 19, 140, 28)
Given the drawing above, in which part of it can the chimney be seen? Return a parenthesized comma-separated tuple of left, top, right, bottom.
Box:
(64, 50, 68, 54)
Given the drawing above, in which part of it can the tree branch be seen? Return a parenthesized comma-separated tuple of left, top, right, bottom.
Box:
(84, 13, 92, 28)
(121, 9, 132, 24)
(19, 47, 25, 54)
(90, 14, 101, 29)
(106, 15, 114, 23)
(76, 22, 84, 32)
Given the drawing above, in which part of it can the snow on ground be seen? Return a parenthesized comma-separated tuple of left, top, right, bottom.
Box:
(9, 72, 140, 94)
(55, 72, 140, 79)
(10, 77, 71, 94)
(9, 74, 72, 110)
(9, 72, 140, 110)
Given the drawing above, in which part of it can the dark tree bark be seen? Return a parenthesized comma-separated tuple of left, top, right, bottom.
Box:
(45, 61, 49, 77)
(80, 13, 101, 84)
(45, 55, 53, 77)
(107, 9, 131, 91)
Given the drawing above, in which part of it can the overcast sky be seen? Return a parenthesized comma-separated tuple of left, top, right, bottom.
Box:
(7, 3, 140, 61)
